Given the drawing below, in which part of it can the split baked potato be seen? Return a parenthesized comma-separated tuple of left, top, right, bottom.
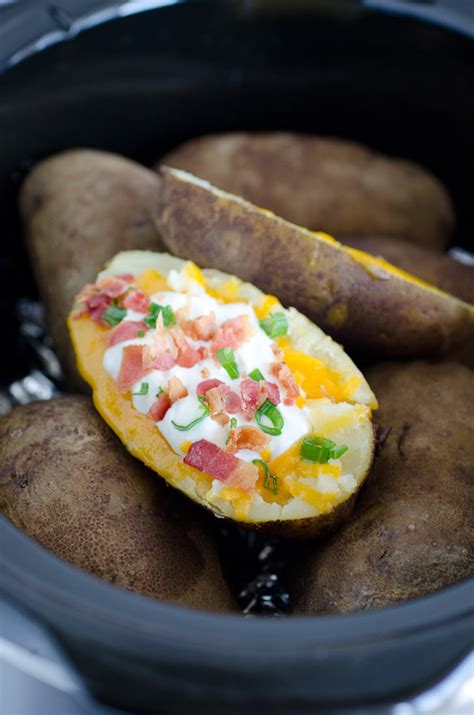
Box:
(154, 167, 474, 358)
(159, 132, 454, 248)
(0, 396, 235, 611)
(292, 361, 474, 614)
(68, 250, 376, 539)
(19, 149, 163, 386)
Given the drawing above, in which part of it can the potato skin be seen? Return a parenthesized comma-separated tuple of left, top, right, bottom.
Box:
(341, 236, 474, 305)
(155, 167, 474, 358)
(0, 397, 236, 612)
(291, 362, 474, 615)
(19, 150, 163, 387)
(160, 132, 454, 249)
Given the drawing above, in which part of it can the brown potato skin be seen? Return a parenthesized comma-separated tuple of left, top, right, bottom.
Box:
(19, 150, 163, 387)
(155, 167, 474, 358)
(159, 132, 454, 249)
(341, 236, 474, 305)
(291, 362, 474, 615)
(0, 396, 236, 612)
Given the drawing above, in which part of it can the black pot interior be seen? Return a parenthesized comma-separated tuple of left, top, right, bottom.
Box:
(0, 1, 473, 712)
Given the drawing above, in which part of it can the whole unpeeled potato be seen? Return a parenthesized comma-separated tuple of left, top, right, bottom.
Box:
(159, 132, 454, 249)
(341, 236, 474, 305)
(0, 396, 236, 612)
(19, 150, 163, 386)
(292, 362, 474, 614)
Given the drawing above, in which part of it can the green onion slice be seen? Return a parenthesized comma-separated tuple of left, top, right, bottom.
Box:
(255, 399, 284, 436)
(216, 348, 239, 379)
(300, 436, 348, 463)
(103, 304, 127, 327)
(226, 417, 238, 445)
(252, 459, 278, 495)
(156, 387, 164, 398)
(132, 382, 149, 396)
(259, 312, 288, 339)
(144, 303, 176, 329)
(249, 368, 264, 381)
(172, 396, 210, 432)
(136, 330, 145, 337)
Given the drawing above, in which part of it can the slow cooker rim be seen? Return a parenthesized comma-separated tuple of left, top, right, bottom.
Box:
(1, 517, 472, 655)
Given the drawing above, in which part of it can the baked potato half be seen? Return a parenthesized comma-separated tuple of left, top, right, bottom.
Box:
(159, 132, 454, 249)
(292, 362, 474, 614)
(68, 250, 376, 539)
(19, 149, 163, 386)
(0, 396, 235, 612)
(154, 167, 474, 358)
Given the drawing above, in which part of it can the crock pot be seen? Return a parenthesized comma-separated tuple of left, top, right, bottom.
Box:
(0, 2, 473, 713)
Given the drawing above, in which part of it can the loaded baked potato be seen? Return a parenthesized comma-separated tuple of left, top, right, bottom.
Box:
(68, 250, 376, 539)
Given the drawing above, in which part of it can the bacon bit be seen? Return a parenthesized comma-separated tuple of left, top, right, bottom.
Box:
(211, 314, 251, 355)
(226, 426, 270, 454)
(272, 344, 285, 362)
(168, 376, 188, 403)
(169, 327, 202, 368)
(87, 293, 112, 324)
(197, 379, 224, 397)
(148, 394, 171, 421)
(143, 314, 177, 371)
(206, 387, 225, 416)
(123, 289, 150, 313)
(95, 276, 131, 299)
(219, 385, 242, 414)
(284, 397, 295, 406)
(117, 345, 148, 393)
(240, 379, 268, 419)
(184, 439, 258, 492)
(263, 381, 281, 406)
(183, 311, 218, 341)
(214, 412, 230, 426)
(108, 320, 147, 346)
(271, 362, 300, 400)
(197, 346, 209, 361)
(201, 367, 210, 379)
(117, 273, 134, 282)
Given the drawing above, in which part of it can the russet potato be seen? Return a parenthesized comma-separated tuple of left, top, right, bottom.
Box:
(19, 150, 163, 386)
(291, 362, 474, 614)
(0, 396, 236, 612)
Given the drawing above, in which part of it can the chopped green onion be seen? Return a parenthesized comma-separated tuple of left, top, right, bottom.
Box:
(103, 304, 127, 327)
(156, 387, 164, 398)
(171, 396, 209, 432)
(249, 368, 264, 381)
(132, 382, 149, 396)
(216, 348, 239, 379)
(252, 459, 278, 495)
(161, 305, 176, 327)
(144, 303, 175, 329)
(226, 417, 238, 445)
(330, 444, 349, 459)
(300, 436, 348, 463)
(255, 399, 284, 436)
(259, 312, 288, 339)
(136, 330, 145, 337)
